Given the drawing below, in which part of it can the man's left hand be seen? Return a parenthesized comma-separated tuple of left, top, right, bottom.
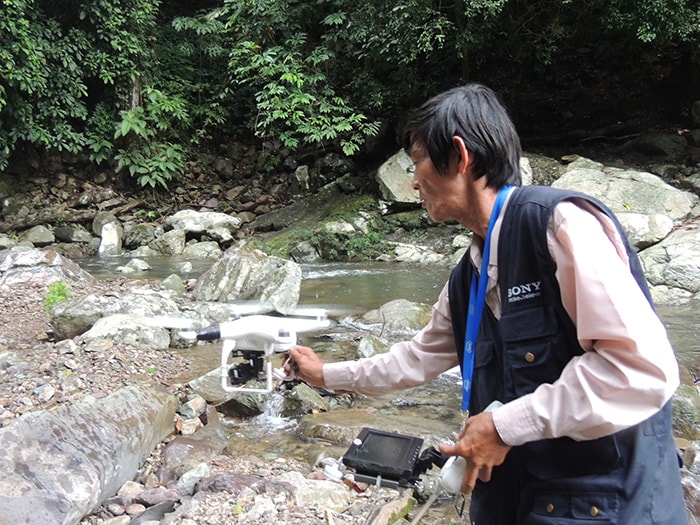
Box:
(438, 411, 512, 494)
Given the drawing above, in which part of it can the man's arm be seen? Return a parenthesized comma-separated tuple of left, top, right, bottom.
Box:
(290, 283, 460, 396)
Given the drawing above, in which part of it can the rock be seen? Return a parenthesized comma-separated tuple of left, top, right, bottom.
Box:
(118, 480, 146, 502)
(193, 246, 302, 314)
(81, 313, 171, 350)
(148, 227, 186, 255)
(290, 240, 322, 263)
(133, 487, 180, 507)
(99, 221, 123, 256)
(161, 273, 186, 294)
(218, 386, 269, 417)
(158, 409, 228, 484)
(390, 241, 447, 265)
(123, 222, 156, 248)
(242, 493, 278, 521)
(50, 293, 121, 340)
(520, 157, 533, 186)
(368, 488, 416, 525)
(117, 258, 152, 274)
(177, 462, 211, 496)
(691, 100, 700, 127)
(325, 220, 356, 234)
(375, 150, 420, 204)
(673, 384, 700, 440)
(270, 471, 350, 508)
(179, 395, 208, 419)
(181, 240, 222, 259)
(281, 382, 330, 416)
(196, 472, 264, 495)
(356, 334, 390, 358)
(164, 209, 242, 244)
(126, 503, 147, 516)
(92, 211, 119, 237)
(617, 212, 674, 249)
(0, 234, 16, 249)
(552, 157, 698, 246)
(294, 165, 310, 193)
(357, 298, 432, 334)
(0, 247, 95, 288)
(116, 287, 182, 318)
(103, 516, 130, 525)
(641, 222, 700, 304)
(0, 385, 178, 525)
(131, 500, 177, 525)
(19, 224, 55, 246)
(179, 416, 204, 435)
(630, 132, 689, 159)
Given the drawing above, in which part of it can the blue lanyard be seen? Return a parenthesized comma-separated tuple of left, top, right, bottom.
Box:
(461, 185, 514, 413)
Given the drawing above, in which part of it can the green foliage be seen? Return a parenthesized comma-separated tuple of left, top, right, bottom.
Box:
(311, 229, 392, 261)
(0, 0, 699, 178)
(163, 9, 232, 145)
(229, 34, 379, 157)
(0, 0, 162, 172)
(0, 0, 91, 170)
(113, 87, 188, 188)
(43, 281, 71, 313)
(604, 0, 700, 43)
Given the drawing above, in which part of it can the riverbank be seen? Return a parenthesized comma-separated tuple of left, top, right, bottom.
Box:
(0, 274, 468, 525)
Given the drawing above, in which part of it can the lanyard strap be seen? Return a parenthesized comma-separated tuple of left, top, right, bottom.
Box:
(461, 185, 514, 412)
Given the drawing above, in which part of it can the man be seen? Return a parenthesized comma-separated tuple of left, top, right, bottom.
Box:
(288, 83, 687, 524)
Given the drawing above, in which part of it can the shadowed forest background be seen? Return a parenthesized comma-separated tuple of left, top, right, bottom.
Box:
(1, 0, 699, 190)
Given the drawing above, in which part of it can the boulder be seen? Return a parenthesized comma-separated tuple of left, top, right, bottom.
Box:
(0, 247, 95, 288)
(81, 314, 171, 350)
(376, 150, 420, 204)
(98, 222, 122, 256)
(0, 385, 178, 525)
(148, 228, 186, 256)
(553, 157, 698, 249)
(193, 247, 301, 314)
(640, 222, 700, 304)
(51, 293, 121, 340)
(164, 209, 241, 244)
(356, 298, 432, 334)
(19, 225, 55, 247)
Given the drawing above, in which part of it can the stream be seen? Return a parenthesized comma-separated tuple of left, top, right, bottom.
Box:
(75, 256, 700, 520)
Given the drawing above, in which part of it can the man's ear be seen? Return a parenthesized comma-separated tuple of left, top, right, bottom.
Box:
(452, 136, 470, 174)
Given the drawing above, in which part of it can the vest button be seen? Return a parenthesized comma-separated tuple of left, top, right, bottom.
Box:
(590, 506, 599, 517)
(525, 352, 535, 363)
(546, 503, 554, 513)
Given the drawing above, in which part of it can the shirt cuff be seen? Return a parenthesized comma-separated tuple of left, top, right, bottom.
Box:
(491, 394, 544, 447)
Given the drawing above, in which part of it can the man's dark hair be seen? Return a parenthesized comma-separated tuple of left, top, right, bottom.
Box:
(402, 83, 522, 188)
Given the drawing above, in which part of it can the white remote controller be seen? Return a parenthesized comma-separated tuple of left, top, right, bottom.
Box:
(439, 400, 504, 493)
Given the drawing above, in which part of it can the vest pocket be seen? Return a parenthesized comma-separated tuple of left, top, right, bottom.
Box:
(526, 490, 619, 524)
(500, 306, 567, 398)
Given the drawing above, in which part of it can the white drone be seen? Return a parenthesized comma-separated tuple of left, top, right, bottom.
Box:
(171, 308, 330, 394)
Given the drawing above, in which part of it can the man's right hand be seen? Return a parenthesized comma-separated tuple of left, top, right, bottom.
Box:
(287, 345, 326, 387)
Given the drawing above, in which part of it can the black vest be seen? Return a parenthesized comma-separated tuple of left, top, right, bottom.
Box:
(448, 186, 686, 524)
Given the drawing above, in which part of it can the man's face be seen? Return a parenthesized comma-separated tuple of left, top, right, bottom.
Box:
(409, 142, 467, 224)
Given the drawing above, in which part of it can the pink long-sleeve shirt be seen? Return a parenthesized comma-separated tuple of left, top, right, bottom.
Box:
(323, 197, 680, 447)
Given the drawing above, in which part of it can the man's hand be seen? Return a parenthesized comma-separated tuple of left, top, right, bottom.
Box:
(287, 345, 326, 387)
(439, 411, 512, 494)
